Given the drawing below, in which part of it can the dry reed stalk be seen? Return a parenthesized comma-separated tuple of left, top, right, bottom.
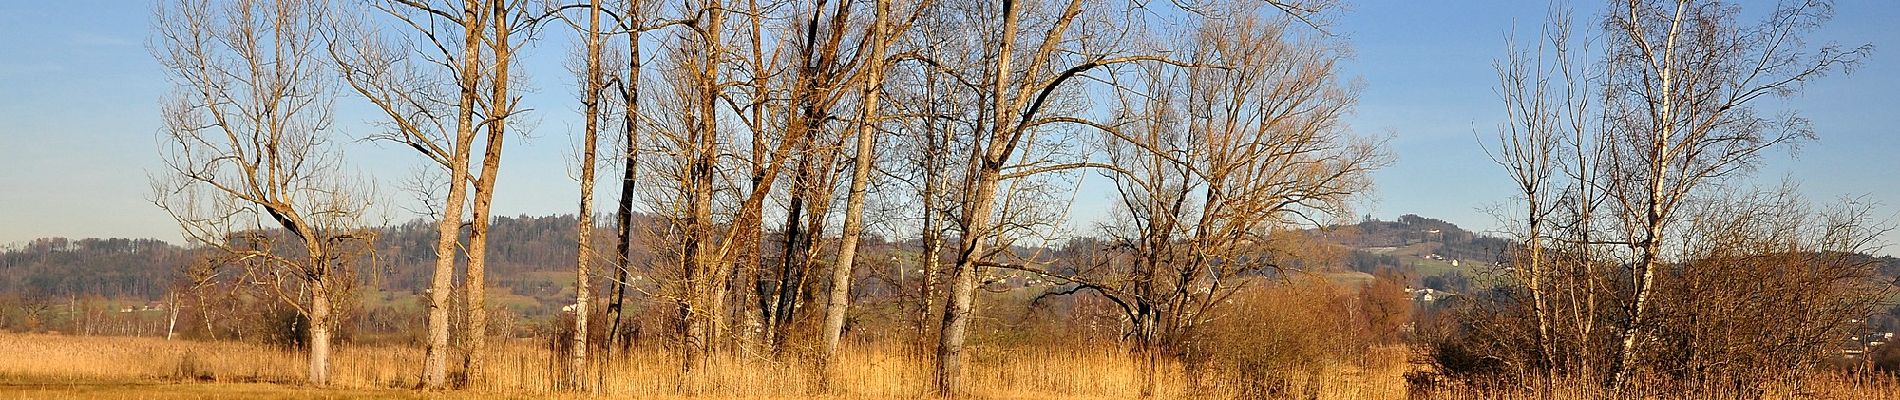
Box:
(2, 333, 1890, 399)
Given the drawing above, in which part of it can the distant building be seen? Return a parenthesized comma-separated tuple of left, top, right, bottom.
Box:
(1404, 288, 1456, 303)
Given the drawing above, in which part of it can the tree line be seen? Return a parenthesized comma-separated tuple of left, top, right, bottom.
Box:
(141, 0, 1894, 396)
(148, 0, 1380, 394)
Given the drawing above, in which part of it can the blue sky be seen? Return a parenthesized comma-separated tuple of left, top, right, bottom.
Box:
(1336, 1, 1900, 251)
(1, 1, 1896, 253)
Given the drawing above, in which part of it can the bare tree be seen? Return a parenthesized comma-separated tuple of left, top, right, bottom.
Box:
(1481, 7, 1625, 383)
(880, 7, 975, 345)
(1438, 0, 1879, 391)
(821, 0, 898, 370)
(461, 0, 532, 386)
(151, 0, 375, 385)
(921, 0, 1209, 393)
(987, 10, 1378, 396)
(747, 0, 919, 354)
(672, 0, 729, 370)
(1598, 0, 1869, 385)
(639, 0, 772, 370)
(1488, 12, 1576, 377)
(563, 0, 606, 389)
(604, 0, 651, 358)
(331, 0, 533, 387)
(645, 0, 871, 371)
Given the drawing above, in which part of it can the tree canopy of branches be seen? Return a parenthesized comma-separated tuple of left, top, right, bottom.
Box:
(1446, 0, 1884, 392)
(151, 0, 378, 385)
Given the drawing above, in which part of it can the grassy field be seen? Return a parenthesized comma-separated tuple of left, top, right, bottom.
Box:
(0, 332, 1407, 399)
(6, 332, 1899, 399)
(0, 377, 466, 400)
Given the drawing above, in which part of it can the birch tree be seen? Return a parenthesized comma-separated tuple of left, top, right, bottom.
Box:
(1453, 0, 1876, 388)
(1489, 13, 1576, 376)
(1598, 0, 1868, 385)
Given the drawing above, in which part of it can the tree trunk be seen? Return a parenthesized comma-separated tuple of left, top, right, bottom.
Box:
(606, 0, 644, 359)
(1524, 198, 1554, 375)
(934, 0, 1031, 393)
(198, 291, 217, 341)
(822, 0, 890, 370)
(1613, 232, 1664, 386)
(165, 292, 180, 341)
(1612, 13, 1678, 381)
(422, 0, 486, 387)
(935, 170, 1001, 396)
(308, 277, 333, 386)
(570, 0, 603, 390)
(766, 159, 808, 347)
(915, 89, 943, 347)
(463, 0, 513, 387)
(737, 0, 771, 348)
(682, 0, 726, 373)
(917, 187, 941, 344)
(1138, 342, 1160, 398)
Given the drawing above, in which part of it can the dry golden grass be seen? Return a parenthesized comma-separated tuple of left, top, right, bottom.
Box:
(1417, 375, 1900, 400)
(0, 377, 458, 400)
(5, 332, 1895, 399)
(0, 332, 1407, 399)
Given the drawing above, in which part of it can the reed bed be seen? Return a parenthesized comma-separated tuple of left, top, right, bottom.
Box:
(3, 332, 1892, 399)
(0, 332, 1406, 398)
(1415, 373, 1900, 400)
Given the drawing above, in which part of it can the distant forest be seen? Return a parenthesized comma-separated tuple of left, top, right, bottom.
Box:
(0, 214, 1483, 302)
(0, 215, 599, 301)
(10, 212, 1896, 297)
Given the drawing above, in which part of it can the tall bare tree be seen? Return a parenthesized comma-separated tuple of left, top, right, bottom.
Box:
(987, 10, 1378, 396)
(920, 0, 1233, 393)
(1447, 0, 1878, 390)
(1598, 0, 1869, 385)
(461, 0, 530, 386)
(1482, 8, 1624, 382)
(675, 0, 728, 370)
(639, 0, 775, 370)
(881, 8, 972, 345)
(821, 0, 897, 369)
(331, 0, 531, 387)
(745, 0, 908, 353)
(604, 0, 650, 357)
(563, 0, 606, 389)
(152, 0, 374, 385)
(647, 0, 870, 370)
(1489, 12, 1578, 376)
